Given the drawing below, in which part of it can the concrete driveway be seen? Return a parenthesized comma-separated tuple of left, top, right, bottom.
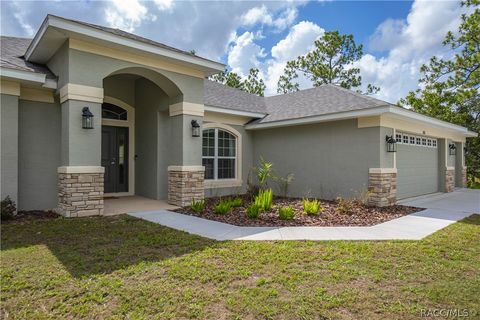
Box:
(398, 188, 480, 214)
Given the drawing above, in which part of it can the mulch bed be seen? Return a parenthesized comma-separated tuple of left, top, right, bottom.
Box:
(175, 195, 422, 227)
(1, 210, 60, 224)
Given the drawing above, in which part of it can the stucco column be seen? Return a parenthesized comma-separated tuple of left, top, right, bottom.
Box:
(57, 83, 105, 217)
(167, 102, 205, 206)
(0, 81, 20, 210)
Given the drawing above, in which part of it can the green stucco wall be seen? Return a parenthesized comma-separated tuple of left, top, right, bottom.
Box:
(1, 94, 19, 206)
(18, 99, 61, 210)
(250, 119, 381, 200)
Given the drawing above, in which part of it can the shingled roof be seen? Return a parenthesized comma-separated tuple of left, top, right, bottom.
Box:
(0, 36, 55, 79)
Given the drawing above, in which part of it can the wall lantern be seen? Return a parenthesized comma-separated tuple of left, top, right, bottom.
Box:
(449, 143, 456, 155)
(82, 107, 94, 129)
(191, 119, 200, 137)
(386, 135, 397, 152)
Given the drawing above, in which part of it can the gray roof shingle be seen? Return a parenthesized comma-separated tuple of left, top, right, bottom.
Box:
(261, 84, 391, 123)
(0, 36, 55, 79)
(204, 80, 266, 114)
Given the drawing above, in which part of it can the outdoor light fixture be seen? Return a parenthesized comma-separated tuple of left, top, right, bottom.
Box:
(386, 135, 397, 152)
(191, 119, 200, 137)
(82, 107, 94, 129)
(449, 143, 456, 155)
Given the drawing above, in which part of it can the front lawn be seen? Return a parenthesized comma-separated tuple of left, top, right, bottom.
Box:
(1, 214, 479, 319)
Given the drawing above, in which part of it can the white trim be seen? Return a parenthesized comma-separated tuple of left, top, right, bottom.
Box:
(58, 166, 105, 174)
(26, 15, 224, 75)
(167, 166, 205, 172)
(60, 83, 104, 104)
(0, 67, 47, 83)
(369, 168, 397, 174)
(204, 105, 266, 119)
(20, 87, 55, 103)
(102, 96, 136, 196)
(245, 105, 477, 138)
(202, 123, 243, 188)
(169, 102, 204, 117)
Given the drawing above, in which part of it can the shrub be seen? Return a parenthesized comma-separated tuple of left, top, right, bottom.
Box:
(214, 199, 232, 215)
(254, 189, 273, 211)
(190, 198, 206, 213)
(336, 197, 354, 214)
(246, 204, 262, 219)
(1, 196, 16, 220)
(254, 157, 274, 189)
(278, 206, 295, 220)
(229, 197, 243, 207)
(302, 198, 322, 215)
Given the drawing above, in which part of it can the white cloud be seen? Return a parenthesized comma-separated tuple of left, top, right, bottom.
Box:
(105, 0, 150, 32)
(154, 0, 174, 11)
(265, 21, 324, 95)
(359, 0, 466, 103)
(227, 31, 267, 77)
(241, 5, 298, 32)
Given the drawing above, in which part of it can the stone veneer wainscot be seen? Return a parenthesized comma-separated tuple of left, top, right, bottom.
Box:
(445, 167, 455, 192)
(57, 166, 104, 217)
(168, 166, 205, 207)
(367, 168, 397, 207)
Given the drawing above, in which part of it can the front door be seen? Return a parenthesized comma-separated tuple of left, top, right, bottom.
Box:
(102, 126, 129, 193)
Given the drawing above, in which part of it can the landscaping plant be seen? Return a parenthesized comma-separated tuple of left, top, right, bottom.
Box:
(1, 196, 16, 220)
(254, 189, 273, 211)
(302, 198, 322, 215)
(229, 197, 243, 207)
(336, 197, 354, 215)
(278, 206, 295, 220)
(246, 204, 262, 219)
(273, 173, 295, 198)
(214, 199, 232, 215)
(190, 198, 206, 213)
(254, 157, 274, 189)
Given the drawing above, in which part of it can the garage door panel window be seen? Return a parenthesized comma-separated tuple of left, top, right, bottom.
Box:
(202, 128, 237, 180)
(396, 132, 438, 149)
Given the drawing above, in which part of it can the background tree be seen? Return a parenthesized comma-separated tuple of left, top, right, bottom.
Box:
(277, 61, 300, 94)
(399, 0, 479, 183)
(209, 68, 266, 96)
(277, 31, 380, 94)
(243, 68, 267, 96)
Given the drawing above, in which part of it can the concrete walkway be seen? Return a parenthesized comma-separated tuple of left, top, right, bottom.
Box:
(129, 189, 479, 241)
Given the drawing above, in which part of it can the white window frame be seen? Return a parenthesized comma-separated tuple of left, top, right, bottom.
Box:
(427, 138, 432, 147)
(416, 136, 422, 146)
(396, 133, 402, 144)
(422, 138, 427, 146)
(409, 136, 416, 145)
(432, 139, 437, 148)
(202, 123, 243, 189)
(402, 134, 409, 144)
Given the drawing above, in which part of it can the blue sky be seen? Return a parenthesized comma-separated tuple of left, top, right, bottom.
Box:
(0, 0, 465, 102)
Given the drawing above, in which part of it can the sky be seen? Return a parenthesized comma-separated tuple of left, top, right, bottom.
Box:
(0, 0, 467, 103)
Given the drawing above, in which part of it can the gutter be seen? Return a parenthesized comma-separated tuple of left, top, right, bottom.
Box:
(0, 67, 58, 89)
(204, 105, 266, 118)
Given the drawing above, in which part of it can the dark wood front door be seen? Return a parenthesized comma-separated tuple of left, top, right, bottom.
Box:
(102, 126, 129, 193)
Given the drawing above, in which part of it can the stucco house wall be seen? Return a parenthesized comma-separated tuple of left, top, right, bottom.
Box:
(18, 99, 61, 210)
(1, 94, 19, 206)
(251, 119, 385, 200)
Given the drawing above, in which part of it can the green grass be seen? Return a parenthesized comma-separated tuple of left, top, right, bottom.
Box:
(1, 214, 479, 319)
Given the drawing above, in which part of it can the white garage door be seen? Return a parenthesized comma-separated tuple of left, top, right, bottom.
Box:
(396, 133, 439, 199)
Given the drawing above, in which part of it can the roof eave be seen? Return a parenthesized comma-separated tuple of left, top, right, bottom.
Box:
(0, 66, 57, 89)
(204, 105, 266, 118)
(245, 105, 475, 137)
(25, 15, 225, 75)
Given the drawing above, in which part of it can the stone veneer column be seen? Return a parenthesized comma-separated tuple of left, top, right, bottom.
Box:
(445, 167, 455, 192)
(57, 166, 104, 217)
(168, 166, 204, 207)
(367, 168, 397, 207)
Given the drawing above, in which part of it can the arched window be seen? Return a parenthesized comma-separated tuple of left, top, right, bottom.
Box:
(102, 103, 128, 120)
(202, 128, 237, 180)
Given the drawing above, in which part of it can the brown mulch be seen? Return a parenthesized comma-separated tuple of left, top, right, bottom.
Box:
(1, 210, 60, 224)
(175, 195, 423, 227)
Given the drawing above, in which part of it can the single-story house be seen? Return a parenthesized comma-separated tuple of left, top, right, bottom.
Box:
(1, 15, 476, 217)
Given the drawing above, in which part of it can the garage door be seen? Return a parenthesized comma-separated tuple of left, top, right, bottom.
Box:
(396, 133, 439, 199)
